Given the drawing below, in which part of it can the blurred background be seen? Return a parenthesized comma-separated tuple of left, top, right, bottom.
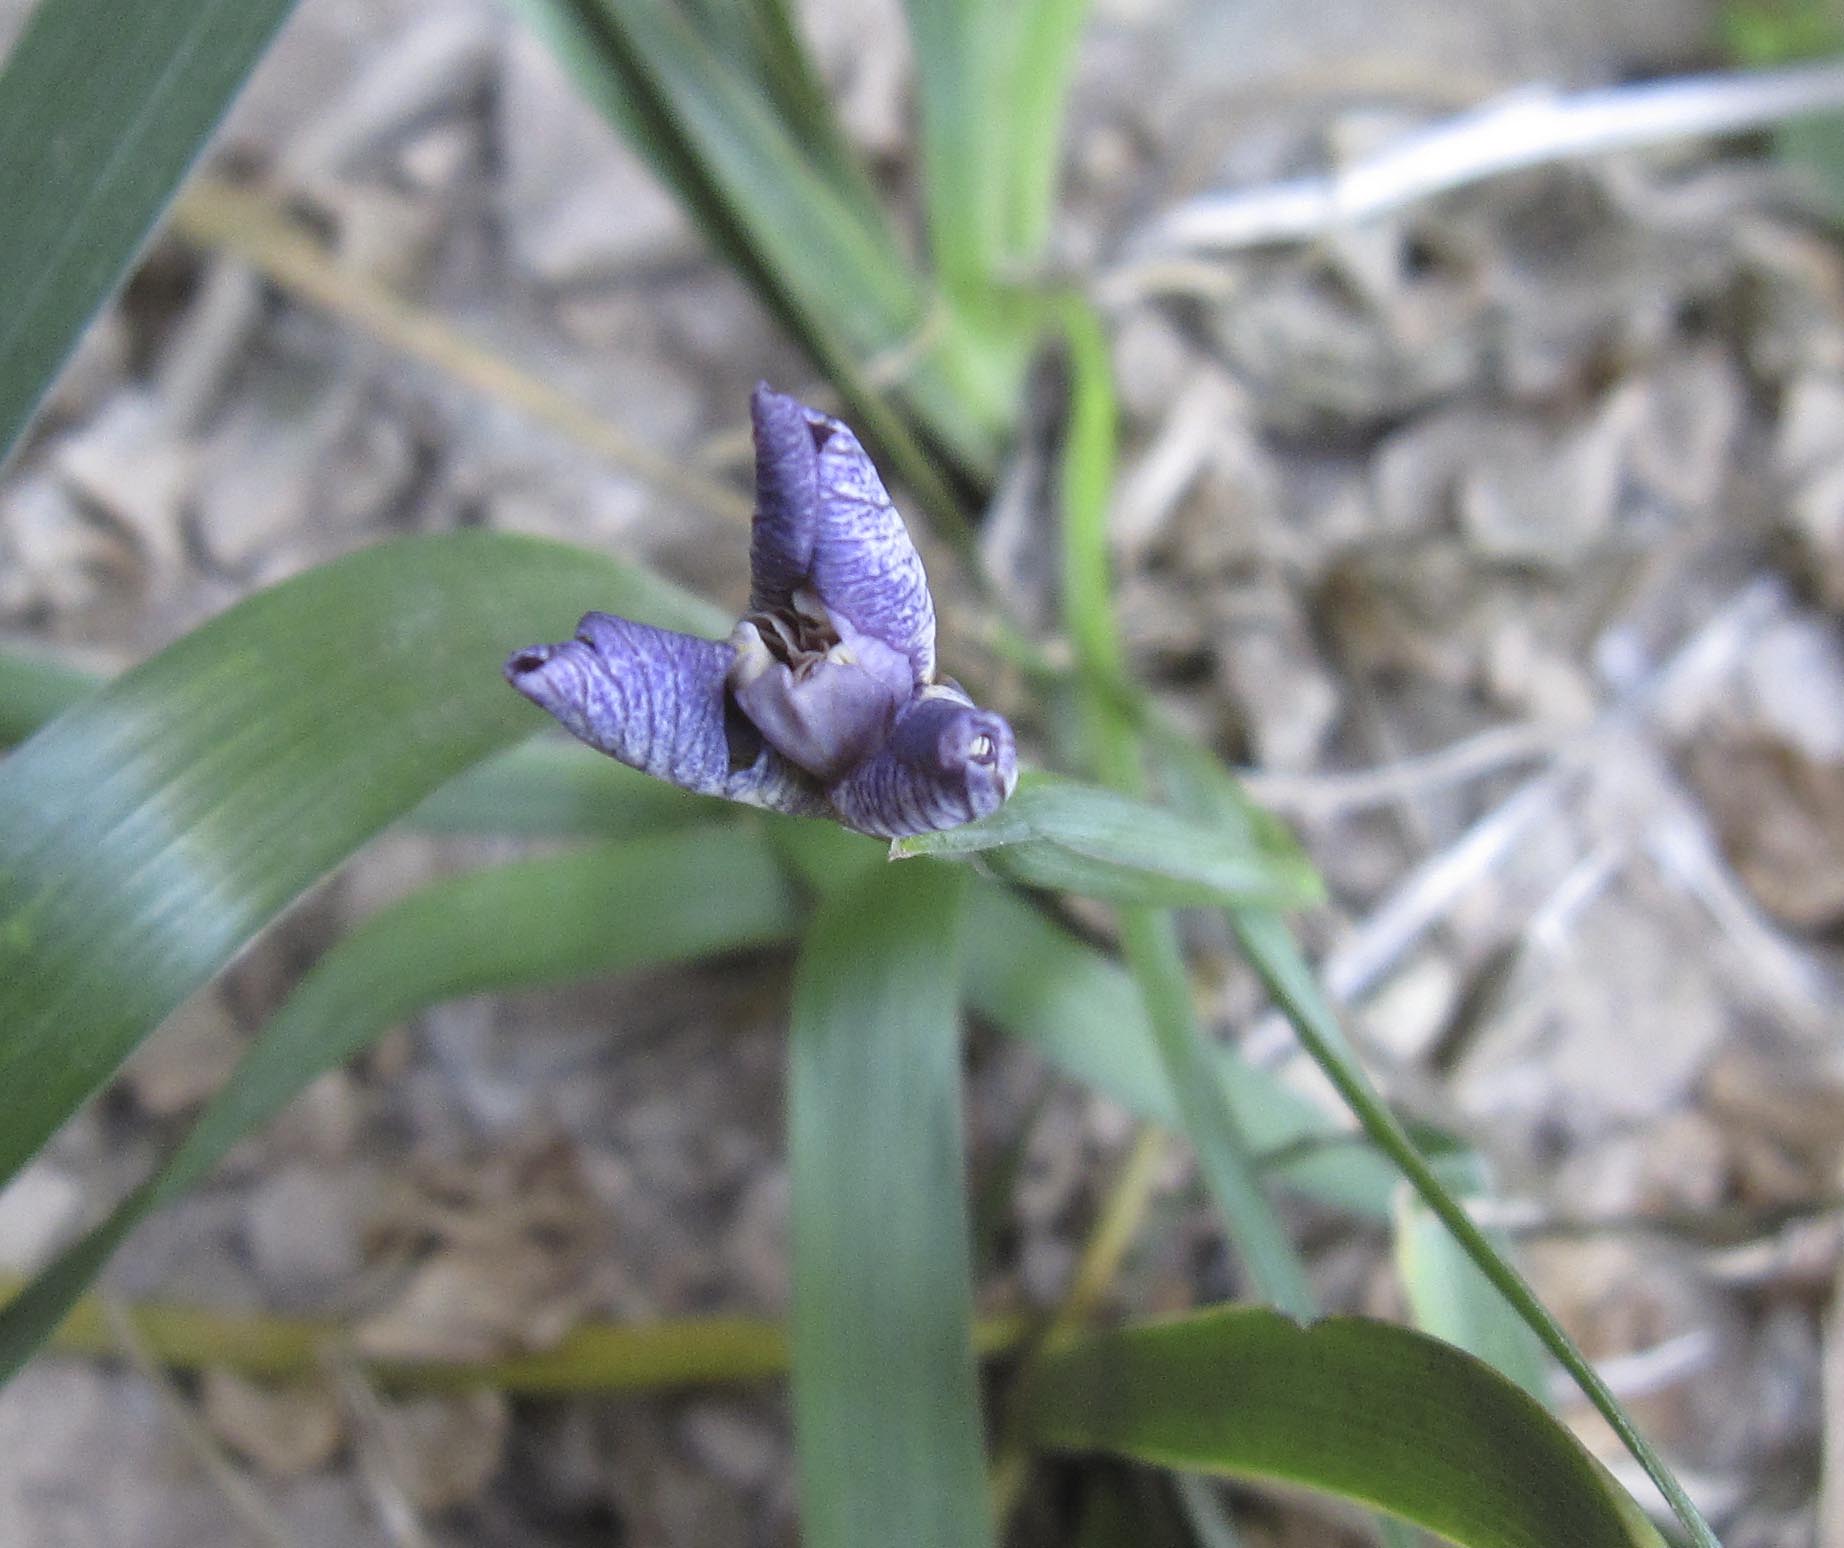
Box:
(4, 0, 1844, 1543)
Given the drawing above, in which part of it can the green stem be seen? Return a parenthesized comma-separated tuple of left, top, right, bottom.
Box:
(1051, 293, 1314, 1320)
(8, 1272, 1032, 1395)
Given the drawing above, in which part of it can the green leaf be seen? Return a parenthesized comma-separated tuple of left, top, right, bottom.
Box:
(1114, 906, 1316, 1317)
(789, 860, 993, 1548)
(0, 650, 718, 836)
(1023, 1307, 1669, 1548)
(0, 0, 297, 461)
(1393, 1182, 1550, 1404)
(0, 531, 723, 1193)
(0, 646, 98, 746)
(893, 773, 1322, 910)
(997, 0, 1091, 260)
(1227, 911, 1717, 1548)
(902, 0, 1006, 299)
(961, 887, 1401, 1216)
(411, 738, 715, 836)
(677, 0, 876, 210)
(0, 827, 801, 1383)
(508, 0, 1008, 514)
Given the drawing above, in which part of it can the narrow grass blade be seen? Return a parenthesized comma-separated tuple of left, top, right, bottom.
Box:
(1116, 908, 1315, 1317)
(1043, 297, 1321, 1320)
(893, 772, 1321, 910)
(0, 828, 802, 1383)
(789, 861, 993, 1548)
(1023, 1306, 1669, 1548)
(0, 0, 296, 461)
(0, 531, 723, 1193)
(1156, 722, 1720, 1547)
(509, 0, 1004, 516)
(902, 0, 1004, 299)
(962, 887, 1401, 1217)
(1044, 297, 1420, 1547)
(1393, 1182, 1549, 1403)
(1224, 912, 1717, 1548)
(678, 0, 876, 208)
(999, 0, 1092, 259)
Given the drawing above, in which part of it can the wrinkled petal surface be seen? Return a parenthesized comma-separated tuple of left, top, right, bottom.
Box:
(729, 620, 910, 782)
(827, 688, 1018, 839)
(505, 613, 828, 817)
(748, 384, 935, 682)
(506, 388, 1018, 838)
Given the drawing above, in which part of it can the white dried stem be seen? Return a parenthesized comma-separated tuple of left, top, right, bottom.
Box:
(1131, 60, 1844, 259)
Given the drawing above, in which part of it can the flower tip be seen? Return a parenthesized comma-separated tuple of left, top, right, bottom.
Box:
(750, 382, 840, 451)
(503, 638, 590, 724)
(503, 643, 554, 685)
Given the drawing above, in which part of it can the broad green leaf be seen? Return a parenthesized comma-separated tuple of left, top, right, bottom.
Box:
(892, 773, 1322, 910)
(962, 887, 1401, 1217)
(0, 531, 724, 1193)
(411, 737, 713, 836)
(789, 861, 993, 1548)
(1159, 732, 1719, 1548)
(0, 654, 714, 839)
(0, 827, 802, 1383)
(0, 646, 98, 746)
(1024, 1307, 1668, 1548)
(0, 0, 297, 461)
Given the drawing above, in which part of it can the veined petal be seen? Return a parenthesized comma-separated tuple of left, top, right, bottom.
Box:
(748, 385, 936, 682)
(747, 383, 823, 616)
(505, 613, 828, 817)
(827, 689, 1017, 839)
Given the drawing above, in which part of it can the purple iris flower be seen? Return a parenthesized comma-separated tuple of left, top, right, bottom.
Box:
(505, 385, 1018, 838)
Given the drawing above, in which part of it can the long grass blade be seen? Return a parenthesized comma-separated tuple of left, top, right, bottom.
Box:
(0, 0, 297, 461)
(962, 886, 1401, 1216)
(789, 860, 993, 1548)
(901, 0, 1005, 301)
(893, 772, 1321, 909)
(0, 828, 802, 1383)
(0, 656, 715, 839)
(509, 0, 1003, 522)
(1225, 910, 1719, 1547)
(999, 0, 1092, 260)
(0, 532, 723, 1193)
(1046, 296, 1317, 1317)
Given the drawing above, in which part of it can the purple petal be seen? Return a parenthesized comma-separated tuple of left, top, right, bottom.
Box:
(826, 689, 1018, 838)
(505, 613, 828, 817)
(748, 385, 936, 682)
(748, 384, 823, 615)
(729, 620, 910, 782)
